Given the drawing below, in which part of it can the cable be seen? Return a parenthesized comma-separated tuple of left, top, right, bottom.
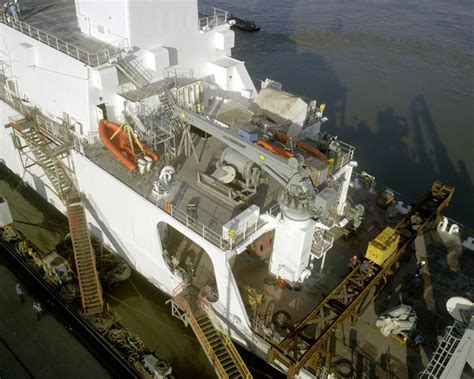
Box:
(1, 225, 20, 241)
(12, 219, 67, 234)
(331, 358, 353, 377)
(104, 293, 200, 344)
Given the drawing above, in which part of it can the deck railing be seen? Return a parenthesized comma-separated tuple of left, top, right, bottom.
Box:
(0, 13, 121, 67)
(331, 140, 355, 173)
(0, 82, 71, 145)
(198, 6, 229, 30)
(163, 201, 269, 251)
(311, 229, 335, 259)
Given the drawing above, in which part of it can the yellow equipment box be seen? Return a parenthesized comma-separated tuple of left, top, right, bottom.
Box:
(365, 227, 400, 266)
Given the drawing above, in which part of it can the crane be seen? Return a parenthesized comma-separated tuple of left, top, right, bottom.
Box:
(266, 181, 455, 378)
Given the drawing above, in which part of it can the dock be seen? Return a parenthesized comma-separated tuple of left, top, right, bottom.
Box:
(0, 262, 112, 378)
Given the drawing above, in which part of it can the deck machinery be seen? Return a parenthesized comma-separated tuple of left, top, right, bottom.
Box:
(266, 181, 455, 378)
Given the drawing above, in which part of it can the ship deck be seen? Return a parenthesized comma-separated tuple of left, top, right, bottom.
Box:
(169, 182, 474, 378)
(5, 0, 120, 65)
(164, 177, 472, 378)
(233, 184, 472, 377)
(84, 133, 281, 240)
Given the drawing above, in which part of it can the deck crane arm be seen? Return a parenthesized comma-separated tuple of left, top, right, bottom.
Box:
(175, 105, 328, 214)
(175, 106, 306, 184)
(266, 181, 455, 378)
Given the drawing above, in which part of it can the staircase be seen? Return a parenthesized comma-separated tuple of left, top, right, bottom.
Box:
(158, 91, 186, 135)
(66, 191, 104, 316)
(15, 123, 103, 316)
(195, 312, 251, 379)
(170, 296, 252, 379)
(21, 127, 73, 200)
(419, 322, 464, 378)
(116, 57, 152, 89)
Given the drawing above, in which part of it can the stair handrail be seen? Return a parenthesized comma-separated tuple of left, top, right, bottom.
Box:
(127, 58, 153, 83)
(171, 278, 188, 298)
(173, 296, 228, 378)
(198, 286, 253, 379)
(66, 191, 104, 315)
(11, 122, 74, 201)
(221, 333, 253, 379)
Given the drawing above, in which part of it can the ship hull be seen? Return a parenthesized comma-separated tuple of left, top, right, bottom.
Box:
(0, 100, 287, 373)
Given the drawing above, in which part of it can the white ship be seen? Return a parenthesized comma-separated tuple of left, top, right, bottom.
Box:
(1, 1, 472, 378)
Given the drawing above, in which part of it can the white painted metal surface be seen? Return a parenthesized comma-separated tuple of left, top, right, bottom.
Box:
(0, 1, 365, 377)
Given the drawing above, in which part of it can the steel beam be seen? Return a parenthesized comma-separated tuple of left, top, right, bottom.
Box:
(267, 182, 455, 378)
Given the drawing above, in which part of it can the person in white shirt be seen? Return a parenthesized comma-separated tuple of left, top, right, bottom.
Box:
(15, 283, 25, 303)
(33, 302, 43, 320)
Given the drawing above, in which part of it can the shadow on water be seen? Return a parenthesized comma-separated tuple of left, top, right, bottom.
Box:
(229, 13, 473, 376)
(229, 8, 473, 228)
(328, 94, 474, 227)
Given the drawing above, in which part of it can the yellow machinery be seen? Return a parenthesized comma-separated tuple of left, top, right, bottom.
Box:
(365, 226, 400, 265)
(267, 181, 455, 378)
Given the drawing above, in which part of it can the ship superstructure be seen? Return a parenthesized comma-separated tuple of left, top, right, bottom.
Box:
(0, 1, 470, 378)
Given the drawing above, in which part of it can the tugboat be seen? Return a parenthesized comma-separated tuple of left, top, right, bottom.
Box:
(230, 16, 261, 32)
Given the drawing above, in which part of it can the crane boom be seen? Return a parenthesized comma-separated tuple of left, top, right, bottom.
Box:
(266, 181, 455, 378)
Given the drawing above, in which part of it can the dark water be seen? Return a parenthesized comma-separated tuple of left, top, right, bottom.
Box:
(205, 0, 474, 227)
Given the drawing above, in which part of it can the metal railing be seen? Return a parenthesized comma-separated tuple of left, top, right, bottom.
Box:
(166, 202, 223, 247)
(0, 13, 121, 67)
(311, 229, 335, 259)
(172, 296, 230, 378)
(162, 201, 269, 251)
(198, 287, 252, 379)
(419, 321, 464, 379)
(267, 203, 280, 217)
(0, 82, 71, 145)
(124, 57, 153, 84)
(198, 6, 229, 30)
(171, 279, 188, 298)
(162, 67, 195, 88)
(331, 140, 355, 173)
(35, 114, 71, 145)
(163, 67, 195, 79)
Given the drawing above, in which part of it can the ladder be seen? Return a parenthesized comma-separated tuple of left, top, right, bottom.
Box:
(12, 122, 104, 316)
(158, 91, 199, 162)
(170, 296, 252, 379)
(158, 91, 186, 135)
(419, 322, 464, 378)
(67, 191, 104, 316)
(116, 57, 152, 89)
(21, 127, 73, 199)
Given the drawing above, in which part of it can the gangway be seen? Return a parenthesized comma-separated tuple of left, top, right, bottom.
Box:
(8, 117, 104, 316)
(266, 181, 455, 378)
(168, 289, 252, 379)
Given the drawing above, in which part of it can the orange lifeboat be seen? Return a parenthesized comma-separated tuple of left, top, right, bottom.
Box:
(257, 138, 295, 159)
(98, 119, 158, 171)
(274, 131, 329, 164)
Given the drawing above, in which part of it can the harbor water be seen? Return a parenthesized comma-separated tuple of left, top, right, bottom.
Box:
(205, 0, 474, 228)
(1, 1, 473, 377)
